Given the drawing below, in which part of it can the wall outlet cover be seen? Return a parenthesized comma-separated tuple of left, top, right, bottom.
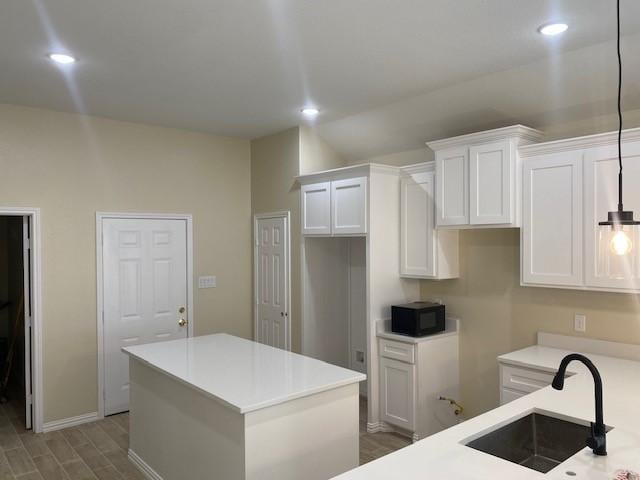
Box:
(574, 314, 587, 332)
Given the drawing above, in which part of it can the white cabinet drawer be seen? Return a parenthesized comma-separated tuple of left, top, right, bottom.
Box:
(500, 364, 555, 394)
(379, 339, 415, 364)
(500, 387, 527, 405)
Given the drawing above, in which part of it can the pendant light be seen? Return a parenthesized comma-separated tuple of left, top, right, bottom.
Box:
(598, 0, 640, 256)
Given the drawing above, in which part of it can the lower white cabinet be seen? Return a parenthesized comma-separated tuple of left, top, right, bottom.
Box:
(499, 363, 556, 405)
(378, 326, 459, 440)
(380, 356, 416, 431)
(400, 163, 459, 279)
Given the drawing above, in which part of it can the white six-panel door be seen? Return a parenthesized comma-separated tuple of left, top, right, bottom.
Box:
(102, 218, 188, 415)
(255, 215, 289, 350)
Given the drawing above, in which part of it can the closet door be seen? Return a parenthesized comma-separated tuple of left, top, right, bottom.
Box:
(301, 182, 331, 235)
(584, 141, 640, 290)
(522, 151, 583, 286)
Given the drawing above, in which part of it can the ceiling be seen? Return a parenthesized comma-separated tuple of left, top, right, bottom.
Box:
(2, 0, 640, 159)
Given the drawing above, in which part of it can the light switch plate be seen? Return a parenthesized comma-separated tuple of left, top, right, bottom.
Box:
(574, 314, 586, 332)
(198, 276, 217, 289)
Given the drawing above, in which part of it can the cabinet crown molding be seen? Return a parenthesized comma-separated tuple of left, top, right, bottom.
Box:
(519, 127, 640, 157)
(296, 163, 399, 185)
(426, 125, 544, 151)
(400, 162, 435, 175)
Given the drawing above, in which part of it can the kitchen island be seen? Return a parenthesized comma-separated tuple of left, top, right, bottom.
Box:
(333, 333, 640, 479)
(123, 334, 366, 480)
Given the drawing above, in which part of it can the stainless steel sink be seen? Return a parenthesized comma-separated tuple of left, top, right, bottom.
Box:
(465, 412, 595, 474)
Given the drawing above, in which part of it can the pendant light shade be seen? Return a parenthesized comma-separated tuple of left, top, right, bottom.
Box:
(598, 0, 639, 255)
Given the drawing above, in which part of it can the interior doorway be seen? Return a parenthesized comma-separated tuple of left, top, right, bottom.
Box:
(254, 212, 291, 351)
(0, 214, 33, 430)
(96, 213, 194, 417)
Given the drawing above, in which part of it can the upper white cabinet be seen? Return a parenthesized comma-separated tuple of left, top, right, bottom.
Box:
(469, 140, 513, 225)
(301, 182, 331, 235)
(298, 167, 370, 236)
(521, 151, 583, 287)
(584, 140, 640, 290)
(400, 163, 459, 279)
(332, 177, 367, 235)
(429, 125, 544, 228)
(520, 128, 640, 293)
(435, 147, 468, 226)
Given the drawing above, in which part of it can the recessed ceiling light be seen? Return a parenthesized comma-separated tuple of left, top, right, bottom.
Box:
(48, 53, 76, 65)
(538, 23, 569, 36)
(301, 107, 320, 116)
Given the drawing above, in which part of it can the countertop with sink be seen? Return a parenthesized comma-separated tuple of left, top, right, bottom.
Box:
(333, 334, 640, 479)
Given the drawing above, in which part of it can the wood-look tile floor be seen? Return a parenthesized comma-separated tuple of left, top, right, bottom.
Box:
(358, 397, 411, 465)
(0, 396, 407, 479)
(0, 400, 140, 480)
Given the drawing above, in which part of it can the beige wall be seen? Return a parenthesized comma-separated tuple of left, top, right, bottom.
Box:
(251, 127, 346, 354)
(251, 128, 302, 352)
(0, 104, 252, 423)
(299, 126, 345, 174)
(420, 229, 640, 418)
(346, 148, 433, 167)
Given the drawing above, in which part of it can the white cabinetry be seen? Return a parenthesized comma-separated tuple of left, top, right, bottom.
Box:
(377, 322, 459, 441)
(380, 355, 415, 431)
(299, 174, 367, 236)
(584, 141, 640, 290)
(520, 128, 640, 293)
(429, 125, 543, 228)
(332, 177, 367, 235)
(498, 363, 555, 406)
(400, 163, 459, 279)
(522, 151, 583, 287)
(435, 147, 468, 226)
(301, 182, 331, 235)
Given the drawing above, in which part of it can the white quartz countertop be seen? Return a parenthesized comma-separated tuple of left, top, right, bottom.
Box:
(122, 334, 366, 414)
(334, 345, 640, 480)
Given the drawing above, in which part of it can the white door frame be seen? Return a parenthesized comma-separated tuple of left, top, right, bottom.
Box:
(96, 212, 194, 418)
(253, 212, 291, 351)
(0, 207, 42, 432)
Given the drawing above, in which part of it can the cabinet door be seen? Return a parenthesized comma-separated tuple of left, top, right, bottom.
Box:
(469, 140, 513, 225)
(435, 147, 469, 226)
(301, 182, 331, 235)
(331, 177, 367, 235)
(400, 171, 435, 277)
(584, 141, 640, 290)
(522, 151, 583, 286)
(500, 388, 526, 406)
(380, 357, 415, 431)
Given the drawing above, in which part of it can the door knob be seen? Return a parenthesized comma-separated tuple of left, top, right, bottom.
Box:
(178, 318, 187, 327)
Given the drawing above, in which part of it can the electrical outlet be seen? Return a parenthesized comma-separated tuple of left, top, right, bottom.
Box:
(574, 314, 587, 332)
(198, 276, 217, 289)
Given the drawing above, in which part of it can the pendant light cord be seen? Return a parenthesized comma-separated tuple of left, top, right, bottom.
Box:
(617, 0, 624, 212)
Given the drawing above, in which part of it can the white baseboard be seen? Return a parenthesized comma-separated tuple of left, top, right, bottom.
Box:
(366, 421, 394, 434)
(42, 412, 100, 433)
(129, 449, 163, 480)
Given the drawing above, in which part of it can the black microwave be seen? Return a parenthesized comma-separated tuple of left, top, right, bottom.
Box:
(391, 302, 445, 337)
